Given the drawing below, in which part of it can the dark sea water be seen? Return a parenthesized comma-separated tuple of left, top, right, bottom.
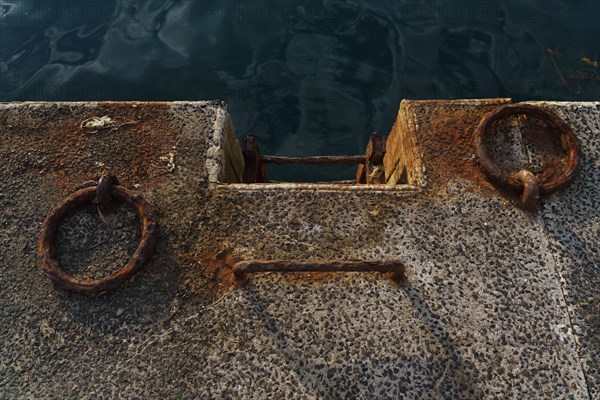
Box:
(1, 0, 599, 181)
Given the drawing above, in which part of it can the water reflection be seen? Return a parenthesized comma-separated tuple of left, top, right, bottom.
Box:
(1, 0, 598, 180)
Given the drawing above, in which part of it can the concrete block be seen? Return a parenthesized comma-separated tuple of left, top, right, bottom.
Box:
(0, 99, 597, 398)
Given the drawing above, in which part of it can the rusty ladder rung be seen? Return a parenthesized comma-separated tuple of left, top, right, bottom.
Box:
(260, 155, 366, 165)
(241, 132, 386, 184)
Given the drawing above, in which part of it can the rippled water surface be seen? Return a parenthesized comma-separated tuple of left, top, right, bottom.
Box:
(1, 0, 599, 180)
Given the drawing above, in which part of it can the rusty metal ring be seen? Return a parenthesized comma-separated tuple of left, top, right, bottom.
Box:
(96, 172, 119, 213)
(38, 185, 157, 294)
(474, 103, 581, 196)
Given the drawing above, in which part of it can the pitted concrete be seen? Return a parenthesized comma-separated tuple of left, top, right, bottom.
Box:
(532, 102, 600, 399)
(0, 100, 598, 399)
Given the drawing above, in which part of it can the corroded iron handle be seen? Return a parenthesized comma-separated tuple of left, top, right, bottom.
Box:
(232, 259, 407, 281)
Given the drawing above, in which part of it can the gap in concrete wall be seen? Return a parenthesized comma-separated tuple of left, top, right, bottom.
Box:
(219, 135, 414, 188)
(218, 133, 416, 189)
(218, 123, 417, 188)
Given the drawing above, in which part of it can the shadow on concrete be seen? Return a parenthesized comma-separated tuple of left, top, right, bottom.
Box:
(241, 281, 485, 398)
(404, 284, 485, 399)
(55, 228, 179, 334)
(540, 171, 600, 396)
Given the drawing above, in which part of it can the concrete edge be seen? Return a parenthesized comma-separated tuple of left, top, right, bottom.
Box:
(213, 183, 421, 193)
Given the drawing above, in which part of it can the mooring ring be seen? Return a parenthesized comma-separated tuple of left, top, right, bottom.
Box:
(474, 103, 581, 198)
(38, 184, 157, 294)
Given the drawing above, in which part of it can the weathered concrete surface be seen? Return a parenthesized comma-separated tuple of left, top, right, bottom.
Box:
(531, 101, 600, 399)
(0, 100, 598, 399)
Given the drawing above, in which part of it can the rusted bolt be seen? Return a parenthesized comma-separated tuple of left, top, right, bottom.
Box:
(512, 170, 540, 208)
(96, 172, 119, 214)
(38, 179, 157, 294)
(232, 259, 407, 282)
(474, 103, 581, 207)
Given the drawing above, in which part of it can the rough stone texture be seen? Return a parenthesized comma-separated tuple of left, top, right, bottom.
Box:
(0, 100, 597, 399)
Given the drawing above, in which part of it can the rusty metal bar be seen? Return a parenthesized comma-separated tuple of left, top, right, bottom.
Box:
(267, 179, 357, 184)
(312, 180, 356, 184)
(260, 155, 366, 165)
(232, 260, 407, 280)
(356, 132, 386, 184)
(241, 133, 386, 184)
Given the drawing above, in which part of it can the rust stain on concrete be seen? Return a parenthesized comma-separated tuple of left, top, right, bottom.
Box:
(0, 103, 180, 192)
